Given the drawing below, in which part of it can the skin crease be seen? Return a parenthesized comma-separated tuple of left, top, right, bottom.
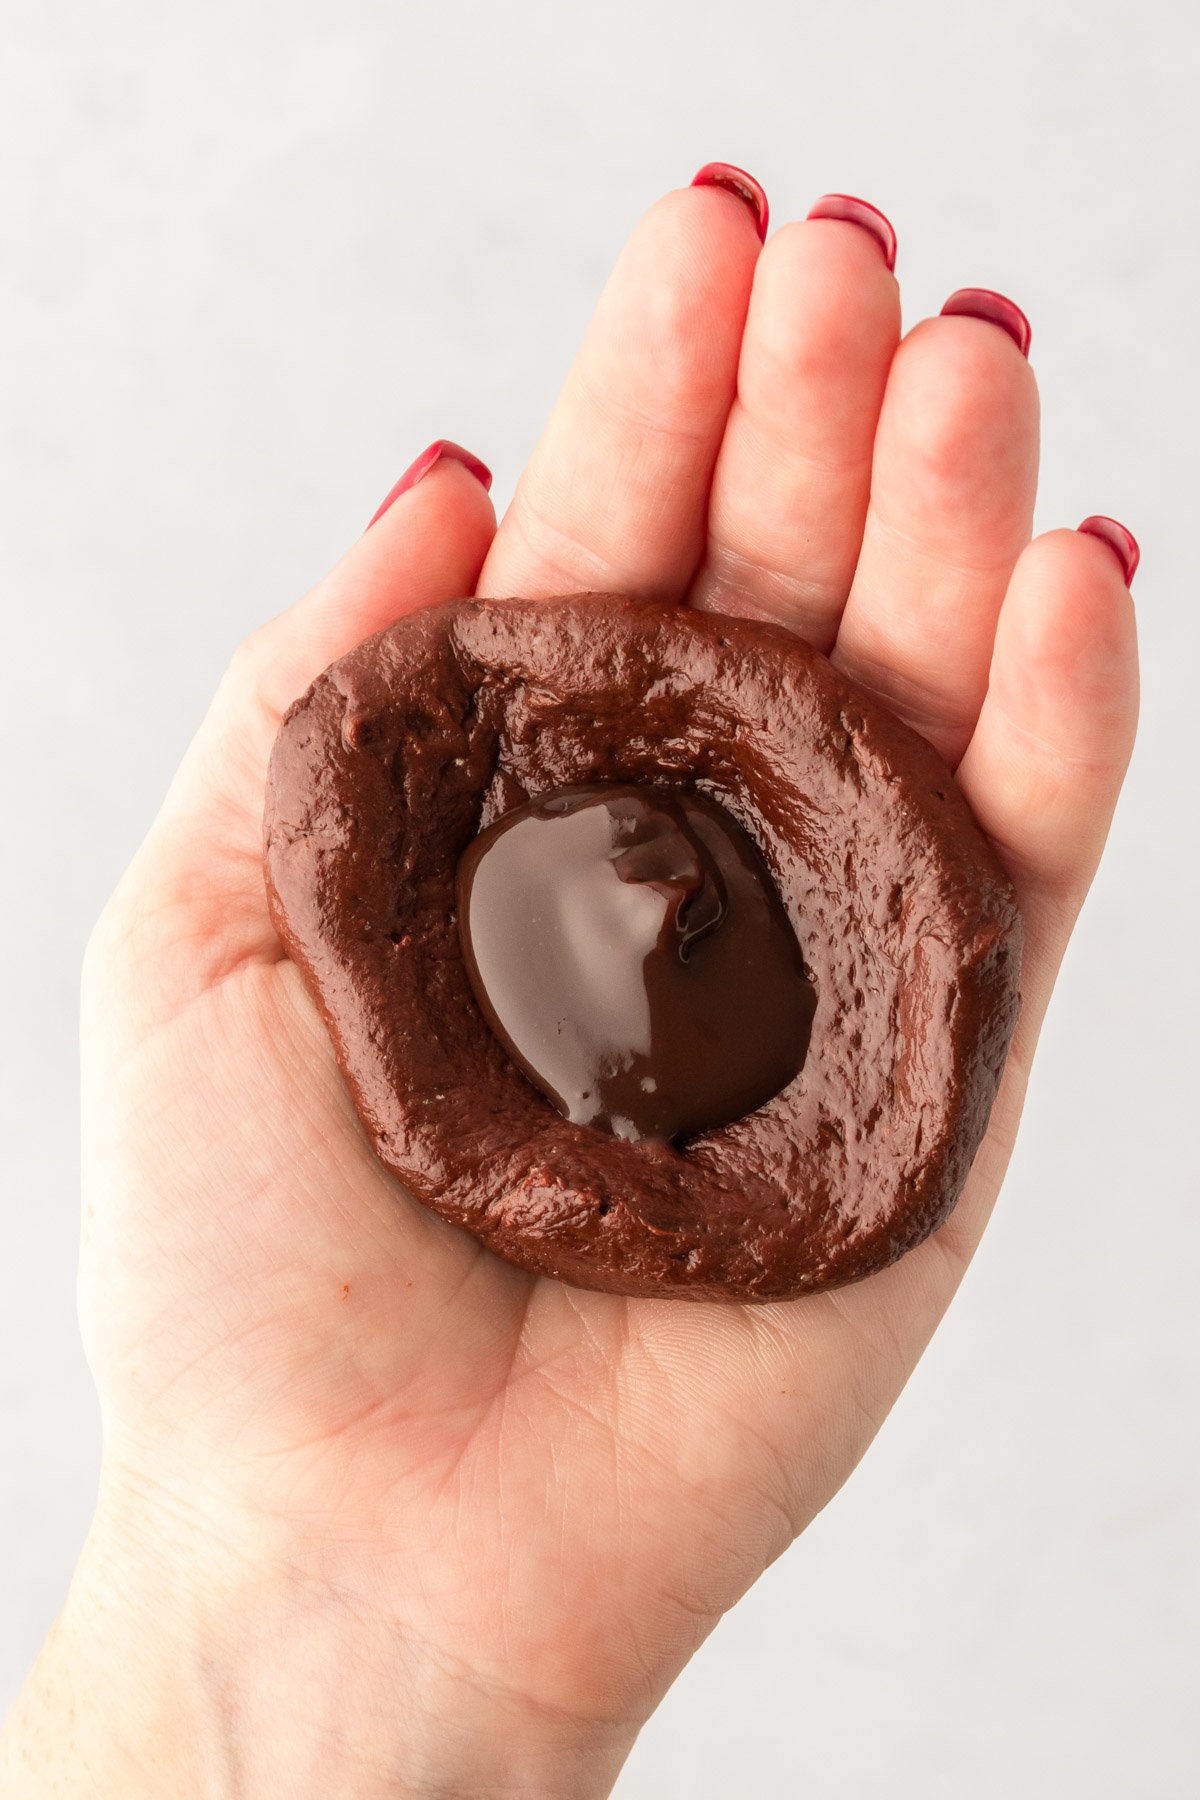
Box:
(1, 182, 1139, 1799)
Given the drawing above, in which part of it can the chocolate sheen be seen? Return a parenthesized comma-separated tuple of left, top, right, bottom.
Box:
(456, 784, 816, 1142)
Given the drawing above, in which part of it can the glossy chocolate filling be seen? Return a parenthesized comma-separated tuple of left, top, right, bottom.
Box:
(457, 784, 816, 1142)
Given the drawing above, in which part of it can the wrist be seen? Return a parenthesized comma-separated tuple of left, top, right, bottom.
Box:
(2, 1480, 635, 1800)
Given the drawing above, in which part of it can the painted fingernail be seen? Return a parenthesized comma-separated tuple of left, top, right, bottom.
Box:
(691, 162, 769, 242)
(1078, 515, 1140, 587)
(367, 440, 493, 529)
(806, 193, 897, 271)
(940, 288, 1032, 358)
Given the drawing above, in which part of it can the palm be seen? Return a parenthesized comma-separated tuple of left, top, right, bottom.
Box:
(86, 884, 941, 1726)
(81, 179, 1136, 1731)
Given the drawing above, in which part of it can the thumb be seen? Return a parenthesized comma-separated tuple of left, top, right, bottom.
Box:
(98, 443, 496, 1005)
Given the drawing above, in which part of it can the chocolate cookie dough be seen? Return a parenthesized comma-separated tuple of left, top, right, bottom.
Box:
(263, 594, 1022, 1300)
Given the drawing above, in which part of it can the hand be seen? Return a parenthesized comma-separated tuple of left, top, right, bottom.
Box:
(2, 173, 1138, 1799)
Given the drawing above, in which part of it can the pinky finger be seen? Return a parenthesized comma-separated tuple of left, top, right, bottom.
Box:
(956, 524, 1139, 943)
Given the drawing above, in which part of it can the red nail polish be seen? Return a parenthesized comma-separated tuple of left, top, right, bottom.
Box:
(691, 162, 769, 242)
(368, 440, 493, 529)
(1078, 515, 1140, 587)
(940, 288, 1032, 358)
(806, 193, 897, 271)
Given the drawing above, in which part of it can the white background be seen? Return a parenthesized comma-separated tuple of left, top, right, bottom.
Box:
(2, 1, 1196, 1794)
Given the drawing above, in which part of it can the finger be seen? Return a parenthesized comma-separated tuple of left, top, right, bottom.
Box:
(914, 526, 1138, 1276)
(956, 524, 1140, 942)
(691, 198, 900, 649)
(477, 171, 763, 601)
(833, 292, 1040, 765)
(180, 445, 494, 816)
(244, 442, 495, 736)
(105, 449, 496, 989)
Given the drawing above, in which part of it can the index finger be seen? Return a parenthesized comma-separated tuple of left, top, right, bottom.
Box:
(477, 168, 764, 602)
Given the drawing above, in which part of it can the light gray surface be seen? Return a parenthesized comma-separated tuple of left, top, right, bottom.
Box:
(1, 1, 1196, 1793)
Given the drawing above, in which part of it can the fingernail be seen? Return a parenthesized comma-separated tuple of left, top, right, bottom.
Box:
(691, 162, 769, 242)
(1078, 515, 1140, 587)
(940, 288, 1032, 358)
(367, 440, 493, 529)
(806, 193, 897, 271)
